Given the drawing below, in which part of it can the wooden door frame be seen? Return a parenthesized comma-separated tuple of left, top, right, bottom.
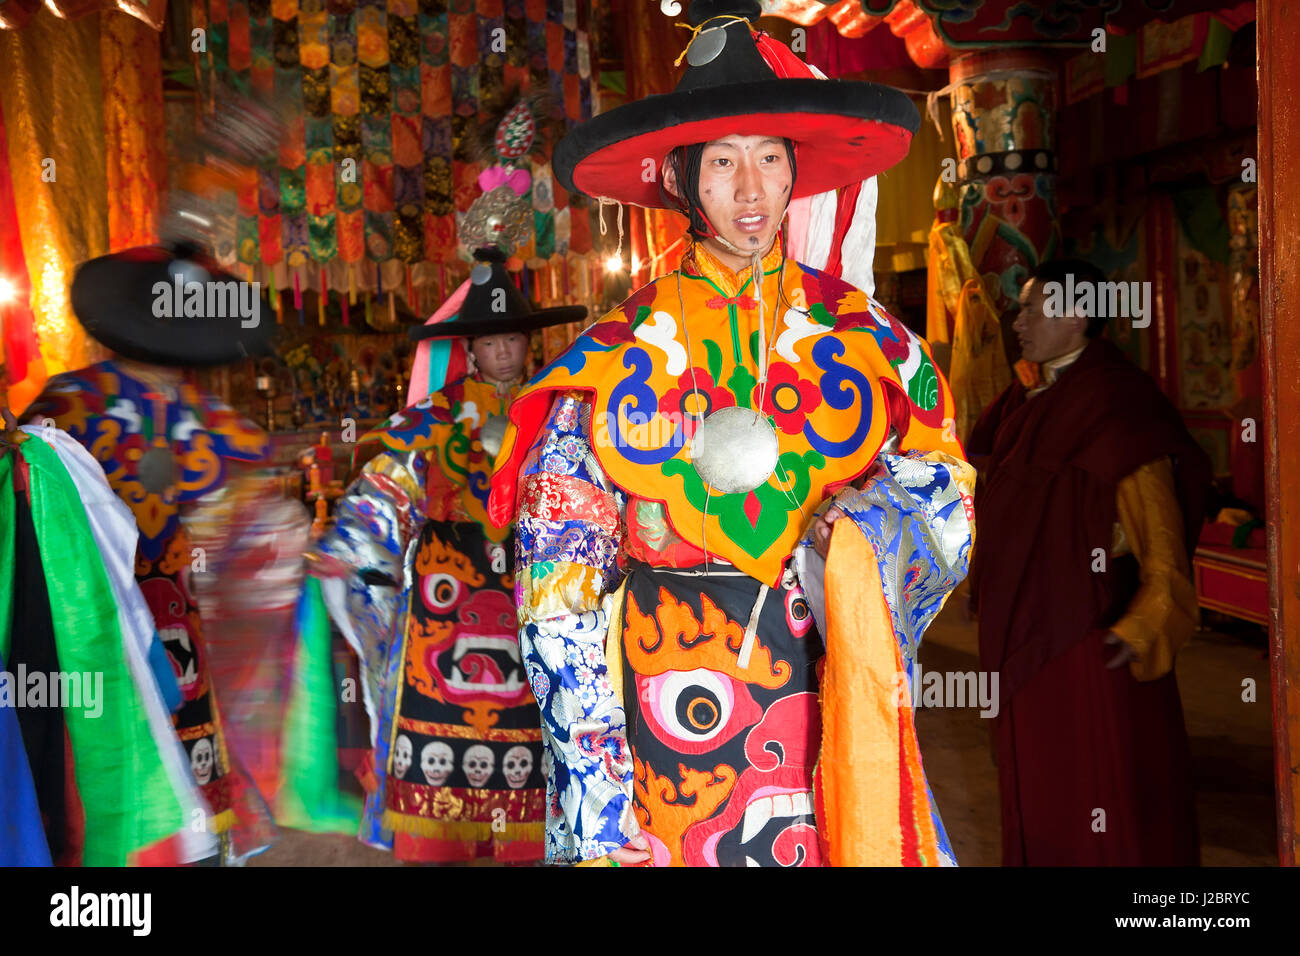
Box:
(1258, 0, 1298, 866)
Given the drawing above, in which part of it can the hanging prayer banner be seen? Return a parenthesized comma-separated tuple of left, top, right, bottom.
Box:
(191, 0, 597, 312)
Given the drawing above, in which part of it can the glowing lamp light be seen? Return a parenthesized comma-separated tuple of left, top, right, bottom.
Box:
(0, 277, 16, 304)
(630, 256, 642, 273)
(604, 254, 623, 274)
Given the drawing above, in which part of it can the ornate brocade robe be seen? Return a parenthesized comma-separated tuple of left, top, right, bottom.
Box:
(489, 243, 976, 866)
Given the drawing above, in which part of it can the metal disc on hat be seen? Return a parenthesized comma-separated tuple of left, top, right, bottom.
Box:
(471, 263, 493, 285)
(167, 257, 210, 288)
(138, 446, 178, 496)
(686, 25, 727, 66)
(690, 406, 779, 495)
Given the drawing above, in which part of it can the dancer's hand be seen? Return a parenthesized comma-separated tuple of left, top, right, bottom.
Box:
(812, 506, 846, 559)
(608, 833, 650, 865)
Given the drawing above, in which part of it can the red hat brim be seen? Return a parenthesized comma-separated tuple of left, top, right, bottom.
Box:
(555, 79, 919, 209)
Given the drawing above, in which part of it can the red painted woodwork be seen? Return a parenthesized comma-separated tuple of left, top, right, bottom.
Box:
(1257, 0, 1299, 868)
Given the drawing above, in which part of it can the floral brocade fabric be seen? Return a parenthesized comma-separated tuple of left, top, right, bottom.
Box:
(492, 245, 963, 587)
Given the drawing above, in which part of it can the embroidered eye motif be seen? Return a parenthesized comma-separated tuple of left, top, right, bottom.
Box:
(422, 572, 465, 612)
(636, 668, 763, 755)
(785, 588, 813, 638)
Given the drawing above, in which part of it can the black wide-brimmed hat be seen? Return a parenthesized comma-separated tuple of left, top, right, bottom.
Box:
(408, 247, 586, 342)
(70, 243, 275, 367)
(553, 0, 920, 210)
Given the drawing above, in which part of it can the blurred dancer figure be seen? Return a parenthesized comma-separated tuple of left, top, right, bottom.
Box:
(24, 244, 278, 864)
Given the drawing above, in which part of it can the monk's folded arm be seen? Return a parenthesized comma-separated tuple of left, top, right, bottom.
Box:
(1111, 457, 1200, 682)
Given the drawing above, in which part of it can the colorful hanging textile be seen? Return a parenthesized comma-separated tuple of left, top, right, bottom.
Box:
(764, 0, 1253, 49)
(192, 0, 597, 310)
(0, 444, 54, 872)
(926, 178, 1011, 443)
(276, 577, 364, 834)
(100, 11, 168, 251)
(0, 653, 52, 865)
(26, 423, 218, 864)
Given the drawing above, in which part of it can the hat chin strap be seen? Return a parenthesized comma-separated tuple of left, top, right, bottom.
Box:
(692, 207, 789, 392)
(691, 202, 786, 261)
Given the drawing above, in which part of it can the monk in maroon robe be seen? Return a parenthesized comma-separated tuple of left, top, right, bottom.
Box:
(969, 260, 1210, 866)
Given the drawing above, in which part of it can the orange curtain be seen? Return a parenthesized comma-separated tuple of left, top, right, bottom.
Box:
(0, 8, 107, 389)
(101, 11, 167, 251)
(0, 7, 166, 406)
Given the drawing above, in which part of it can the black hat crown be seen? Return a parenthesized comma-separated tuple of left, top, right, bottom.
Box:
(460, 247, 535, 323)
(408, 247, 587, 342)
(676, 0, 772, 92)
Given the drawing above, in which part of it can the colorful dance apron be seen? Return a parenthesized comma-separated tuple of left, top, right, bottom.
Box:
(383, 519, 545, 861)
(321, 373, 546, 862)
(618, 561, 825, 867)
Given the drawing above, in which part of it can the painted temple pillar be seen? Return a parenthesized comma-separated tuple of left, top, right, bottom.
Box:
(1227, 183, 1264, 508)
(946, 50, 1062, 317)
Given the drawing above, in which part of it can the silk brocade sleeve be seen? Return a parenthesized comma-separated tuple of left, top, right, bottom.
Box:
(514, 392, 637, 863)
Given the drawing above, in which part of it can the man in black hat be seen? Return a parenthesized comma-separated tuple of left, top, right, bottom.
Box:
(487, 0, 974, 867)
(22, 243, 279, 864)
(309, 247, 584, 863)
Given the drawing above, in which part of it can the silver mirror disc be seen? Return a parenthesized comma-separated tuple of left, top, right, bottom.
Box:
(138, 446, 177, 495)
(686, 26, 727, 67)
(690, 406, 779, 495)
(470, 263, 493, 285)
(480, 413, 508, 459)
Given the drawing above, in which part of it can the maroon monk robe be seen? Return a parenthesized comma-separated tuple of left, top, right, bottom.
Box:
(968, 337, 1210, 866)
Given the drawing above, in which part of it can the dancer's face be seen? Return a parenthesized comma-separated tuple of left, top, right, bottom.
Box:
(470, 332, 529, 383)
(665, 134, 792, 271)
